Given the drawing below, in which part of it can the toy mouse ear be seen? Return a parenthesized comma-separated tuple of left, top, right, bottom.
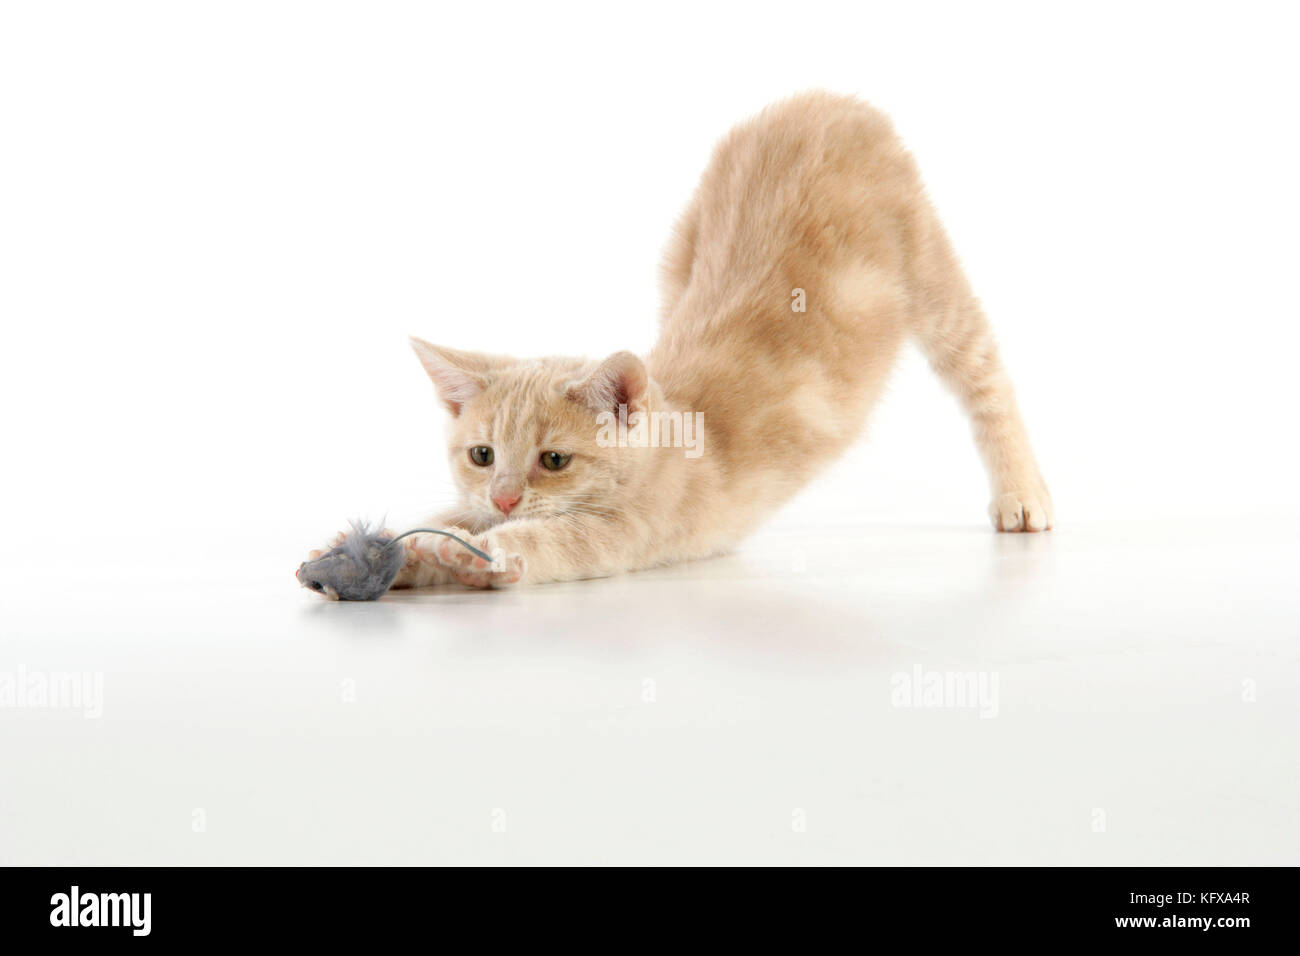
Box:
(566, 351, 648, 415)
(409, 337, 500, 417)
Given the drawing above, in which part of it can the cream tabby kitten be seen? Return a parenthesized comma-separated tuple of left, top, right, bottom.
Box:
(309, 92, 1052, 589)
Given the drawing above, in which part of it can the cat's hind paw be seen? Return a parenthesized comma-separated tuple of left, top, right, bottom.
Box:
(990, 490, 1054, 533)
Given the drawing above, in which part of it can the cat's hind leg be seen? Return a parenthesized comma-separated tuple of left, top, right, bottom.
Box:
(911, 286, 1053, 532)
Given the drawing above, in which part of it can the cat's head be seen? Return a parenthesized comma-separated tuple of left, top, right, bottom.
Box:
(410, 337, 655, 525)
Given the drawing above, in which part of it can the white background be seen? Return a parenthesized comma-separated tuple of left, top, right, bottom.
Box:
(1, 1, 1296, 866)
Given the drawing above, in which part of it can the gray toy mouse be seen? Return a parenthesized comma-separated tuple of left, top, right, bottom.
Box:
(296, 522, 492, 600)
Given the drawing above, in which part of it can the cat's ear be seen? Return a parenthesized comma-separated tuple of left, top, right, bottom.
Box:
(566, 351, 648, 415)
(409, 337, 502, 417)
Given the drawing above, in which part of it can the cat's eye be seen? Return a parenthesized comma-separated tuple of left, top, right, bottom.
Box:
(469, 446, 494, 467)
(539, 451, 572, 471)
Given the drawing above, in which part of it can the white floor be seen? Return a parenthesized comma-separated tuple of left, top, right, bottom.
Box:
(1, 516, 1296, 866)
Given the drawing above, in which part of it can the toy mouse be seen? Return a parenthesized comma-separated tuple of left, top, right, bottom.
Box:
(296, 522, 492, 601)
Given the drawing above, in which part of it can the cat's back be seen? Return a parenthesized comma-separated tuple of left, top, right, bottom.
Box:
(694, 93, 917, 260)
(657, 91, 923, 326)
(652, 92, 924, 414)
(711, 90, 907, 185)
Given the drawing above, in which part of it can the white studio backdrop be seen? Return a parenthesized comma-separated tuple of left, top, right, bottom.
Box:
(2, 0, 1297, 573)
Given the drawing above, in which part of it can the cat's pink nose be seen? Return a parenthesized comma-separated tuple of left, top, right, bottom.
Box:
(492, 491, 521, 515)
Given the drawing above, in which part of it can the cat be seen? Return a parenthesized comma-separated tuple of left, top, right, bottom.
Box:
(306, 91, 1052, 589)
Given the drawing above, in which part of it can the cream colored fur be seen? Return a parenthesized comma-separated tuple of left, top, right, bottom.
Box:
(309, 92, 1052, 589)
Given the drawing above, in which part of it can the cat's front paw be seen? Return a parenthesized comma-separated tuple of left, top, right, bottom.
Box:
(304, 528, 348, 563)
(990, 488, 1054, 533)
(303, 526, 400, 562)
(427, 527, 526, 589)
